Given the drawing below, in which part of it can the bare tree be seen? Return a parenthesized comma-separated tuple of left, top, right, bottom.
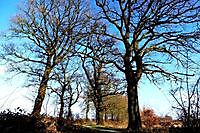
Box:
(95, 0, 200, 130)
(82, 88, 91, 122)
(171, 50, 200, 127)
(81, 58, 110, 125)
(171, 78, 200, 127)
(80, 28, 124, 125)
(51, 59, 82, 120)
(2, 0, 88, 117)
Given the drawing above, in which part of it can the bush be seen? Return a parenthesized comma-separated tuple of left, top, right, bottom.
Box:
(0, 108, 46, 133)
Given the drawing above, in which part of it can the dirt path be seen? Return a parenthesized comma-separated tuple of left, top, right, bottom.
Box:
(83, 125, 121, 133)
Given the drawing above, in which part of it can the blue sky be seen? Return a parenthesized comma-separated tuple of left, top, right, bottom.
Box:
(0, 0, 34, 112)
(0, 0, 173, 117)
(0, 0, 19, 31)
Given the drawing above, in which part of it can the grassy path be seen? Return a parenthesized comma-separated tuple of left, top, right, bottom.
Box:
(83, 125, 121, 132)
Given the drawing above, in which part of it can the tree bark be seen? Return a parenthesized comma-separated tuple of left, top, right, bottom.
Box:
(124, 54, 142, 131)
(59, 93, 65, 119)
(104, 113, 107, 122)
(111, 113, 114, 121)
(59, 84, 67, 119)
(86, 101, 90, 121)
(96, 87, 104, 125)
(67, 96, 73, 120)
(127, 81, 141, 131)
(96, 108, 104, 125)
(32, 66, 52, 117)
(117, 113, 119, 121)
(67, 107, 72, 120)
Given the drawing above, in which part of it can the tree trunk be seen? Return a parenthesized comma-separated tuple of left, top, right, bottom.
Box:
(32, 66, 52, 117)
(59, 96, 64, 119)
(124, 53, 142, 131)
(67, 106, 72, 121)
(86, 101, 90, 121)
(111, 113, 114, 121)
(96, 108, 104, 125)
(117, 113, 119, 121)
(59, 85, 66, 119)
(99, 111, 104, 124)
(104, 113, 107, 122)
(67, 96, 73, 121)
(96, 97, 104, 125)
(95, 84, 104, 125)
(127, 82, 141, 131)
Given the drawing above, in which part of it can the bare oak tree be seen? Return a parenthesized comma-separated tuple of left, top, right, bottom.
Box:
(2, 0, 88, 117)
(95, 0, 200, 130)
(80, 28, 124, 125)
(51, 59, 82, 120)
(81, 57, 112, 125)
